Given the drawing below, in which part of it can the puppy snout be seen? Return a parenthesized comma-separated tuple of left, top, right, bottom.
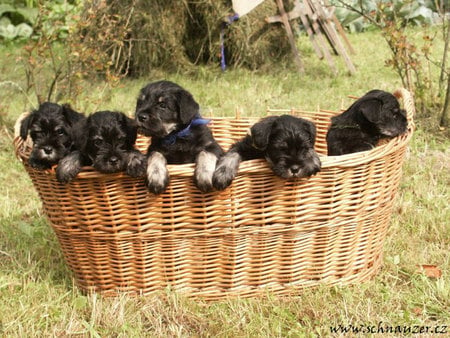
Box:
(290, 165, 300, 175)
(43, 146, 53, 155)
(109, 156, 119, 165)
(137, 113, 148, 123)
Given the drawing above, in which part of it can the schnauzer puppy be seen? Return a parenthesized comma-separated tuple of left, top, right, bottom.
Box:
(212, 115, 321, 191)
(135, 80, 224, 194)
(326, 89, 407, 156)
(20, 102, 85, 170)
(56, 111, 146, 183)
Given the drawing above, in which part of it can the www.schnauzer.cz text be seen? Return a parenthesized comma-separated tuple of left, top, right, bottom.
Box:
(329, 322, 448, 335)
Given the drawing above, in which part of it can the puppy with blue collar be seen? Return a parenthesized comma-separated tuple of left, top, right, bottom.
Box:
(135, 80, 224, 194)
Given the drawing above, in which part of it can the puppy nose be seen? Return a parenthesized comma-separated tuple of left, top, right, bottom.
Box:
(137, 113, 148, 123)
(109, 156, 119, 165)
(290, 165, 300, 174)
(43, 146, 53, 154)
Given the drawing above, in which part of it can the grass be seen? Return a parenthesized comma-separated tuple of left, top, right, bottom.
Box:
(0, 29, 449, 336)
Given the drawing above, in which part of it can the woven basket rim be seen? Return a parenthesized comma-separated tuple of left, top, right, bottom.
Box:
(13, 88, 415, 178)
(13, 88, 415, 298)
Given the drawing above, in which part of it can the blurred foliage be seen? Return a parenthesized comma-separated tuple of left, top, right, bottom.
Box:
(332, 0, 440, 33)
(17, 0, 119, 105)
(0, 3, 36, 41)
(0, 0, 80, 42)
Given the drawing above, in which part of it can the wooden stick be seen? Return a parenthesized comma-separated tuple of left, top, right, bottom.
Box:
(309, 0, 356, 74)
(275, 0, 304, 73)
(324, 0, 355, 54)
(297, 1, 323, 59)
(301, 0, 338, 74)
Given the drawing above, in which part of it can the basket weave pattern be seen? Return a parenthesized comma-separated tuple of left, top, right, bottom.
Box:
(14, 89, 414, 299)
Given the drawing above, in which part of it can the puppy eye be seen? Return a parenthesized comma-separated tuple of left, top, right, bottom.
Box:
(158, 102, 167, 109)
(56, 128, 65, 136)
(94, 139, 103, 146)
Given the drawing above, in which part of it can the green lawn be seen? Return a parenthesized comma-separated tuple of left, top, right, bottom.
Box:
(0, 29, 449, 337)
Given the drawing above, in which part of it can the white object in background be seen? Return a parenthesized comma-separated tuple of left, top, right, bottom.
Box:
(232, 0, 265, 17)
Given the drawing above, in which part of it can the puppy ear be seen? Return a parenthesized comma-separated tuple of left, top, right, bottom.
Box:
(135, 90, 146, 112)
(360, 99, 383, 124)
(250, 116, 278, 150)
(122, 114, 138, 145)
(62, 104, 83, 125)
(303, 120, 317, 145)
(177, 89, 199, 124)
(20, 112, 34, 140)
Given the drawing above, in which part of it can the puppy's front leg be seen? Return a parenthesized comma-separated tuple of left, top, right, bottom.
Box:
(146, 151, 169, 194)
(56, 151, 82, 183)
(126, 150, 147, 178)
(194, 150, 219, 193)
(212, 151, 242, 191)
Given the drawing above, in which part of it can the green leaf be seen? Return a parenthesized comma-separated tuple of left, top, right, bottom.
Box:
(15, 22, 32, 38)
(0, 16, 11, 27)
(73, 296, 88, 310)
(16, 7, 38, 25)
(0, 4, 15, 18)
(17, 221, 34, 237)
(0, 23, 17, 40)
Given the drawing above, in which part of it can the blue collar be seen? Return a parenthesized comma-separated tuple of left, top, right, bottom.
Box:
(162, 115, 211, 145)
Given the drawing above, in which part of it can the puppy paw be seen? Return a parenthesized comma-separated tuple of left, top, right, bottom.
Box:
(194, 151, 218, 193)
(193, 175, 214, 193)
(126, 151, 147, 178)
(212, 166, 235, 191)
(146, 152, 169, 194)
(212, 152, 241, 191)
(56, 152, 82, 183)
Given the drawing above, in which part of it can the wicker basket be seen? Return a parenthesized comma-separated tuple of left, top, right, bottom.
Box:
(14, 88, 414, 300)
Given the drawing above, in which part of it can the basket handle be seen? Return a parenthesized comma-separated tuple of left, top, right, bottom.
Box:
(394, 88, 415, 130)
(13, 112, 32, 161)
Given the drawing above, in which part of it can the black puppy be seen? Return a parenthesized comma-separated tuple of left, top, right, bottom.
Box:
(212, 115, 321, 191)
(326, 89, 407, 156)
(56, 111, 146, 183)
(20, 102, 85, 170)
(135, 80, 224, 194)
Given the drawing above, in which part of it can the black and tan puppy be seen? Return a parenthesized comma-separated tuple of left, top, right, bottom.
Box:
(56, 111, 146, 183)
(20, 102, 85, 170)
(326, 89, 407, 156)
(212, 115, 321, 191)
(135, 80, 224, 194)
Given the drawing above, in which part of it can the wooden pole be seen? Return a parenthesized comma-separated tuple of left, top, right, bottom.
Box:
(323, 0, 355, 54)
(309, 0, 356, 74)
(298, 4, 323, 59)
(275, 0, 305, 73)
(301, 0, 338, 74)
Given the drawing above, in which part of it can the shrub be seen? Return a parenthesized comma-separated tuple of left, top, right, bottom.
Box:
(334, 0, 450, 127)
